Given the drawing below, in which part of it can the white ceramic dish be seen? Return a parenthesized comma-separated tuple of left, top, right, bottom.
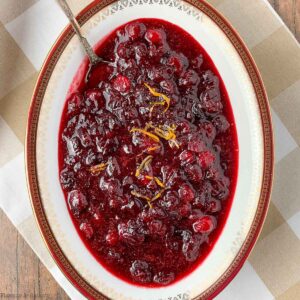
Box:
(26, 0, 273, 299)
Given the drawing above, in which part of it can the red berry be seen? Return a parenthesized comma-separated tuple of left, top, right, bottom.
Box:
(167, 53, 188, 74)
(145, 29, 164, 44)
(68, 190, 88, 214)
(178, 203, 192, 217)
(193, 215, 216, 234)
(178, 183, 195, 202)
(117, 42, 130, 58)
(179, 69, 200, 87)
(113, 75, 131, 93)
(153, 272, 175, 285)
(106, 230, 119, 246)
(148, 220, 167, 236)
(184, 164, 203, 183)
(130, 260, 151, 283)
(118, 221, 144, 245)
(206, 199, 221, 213)
(67, 92, 83, 115)
(212, 115, 230, 132)
(125, 22, 146, 40)
(198, 151, 216, 169)
(179, 150, 195, 165)
(92, 211, 104, 227)
(188, 139, 206, 153)
(80, 222, 94, 239)
(85, 88, 104, 104)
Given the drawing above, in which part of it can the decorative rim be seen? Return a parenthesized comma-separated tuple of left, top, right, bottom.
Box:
(25, 0, 274, 299)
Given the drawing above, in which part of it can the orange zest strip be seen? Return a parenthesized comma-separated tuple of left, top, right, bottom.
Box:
(153, 124, 180, 149)
(89, 163, 108, 175)
(144, 175, 164, 188)
(131, 190, 151, 201)
(130, 127, 160, 143)
(169, 139, 180, 149)
(153, 177, 165, 188)
(135, 155, 153, 177)
(144, 83, 171, 113)
(147, 145, 160, 152)
(131, 190, 153, 208)
(151, 188, 166, 202)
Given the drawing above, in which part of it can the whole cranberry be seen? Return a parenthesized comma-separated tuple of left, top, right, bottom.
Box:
(206, 198, 222, 213)
(182, 234, 203, 262)
(118, 221, 145, 245)
(60, 168, 74, 190)
(202, 70, 219, 88)
(79, 222, 94, 239)
(145, 29, 165, 44)
(77, 127, 93, 148)
(211, 177, 229, 200)
(178, 183, 195, 203)
(113, 75, 131, 93)
(67, 190, 88, 214)
(160, 79, 177, 94)
(184, 164, 203, 183)
(148, 220, 167, 236)
(178, 202, 192, 217)
(199, 121, 217, 142)
(109, 196, 127, 209)
(67, 93, 83, 116)
(179, 69, 200, 87)
(129, 260, 151, 283)
(99, 177, 122, 196)
(179, 150, 195, 166)
(91, 211, 104, 227)
(153, 272, 175, 285)
(167, 53, 188, 74)
(84, 88, 105, 111)
(106, 230, 119, 246)
(212, 115, 230, 132)
(200, 88, 223, 114)
(191, 55, 203, 69)
(193, 215, 216, 234)
(159, 191, 179, 210)
(125, 22, 146, 40)
(134, 42, 148, 63)
(117, 42, 131, 58)
(188, 138, 206, 153)
(198, 151, 216, 169)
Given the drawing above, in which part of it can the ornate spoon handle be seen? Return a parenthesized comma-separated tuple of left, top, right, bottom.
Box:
(56, 0, 101, 65)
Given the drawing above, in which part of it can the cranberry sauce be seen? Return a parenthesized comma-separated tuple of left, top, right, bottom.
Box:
(58, 18, 238, 287)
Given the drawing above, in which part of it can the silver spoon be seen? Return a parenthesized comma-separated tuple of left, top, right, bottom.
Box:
(56, 0, 113, 80)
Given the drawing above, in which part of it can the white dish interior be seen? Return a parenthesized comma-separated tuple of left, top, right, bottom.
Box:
(35, 1, 263, 299)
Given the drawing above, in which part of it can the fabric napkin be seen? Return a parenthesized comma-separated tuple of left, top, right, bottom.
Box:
(0, 0, 299, 299)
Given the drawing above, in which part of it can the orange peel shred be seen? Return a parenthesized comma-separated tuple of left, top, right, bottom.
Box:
(135, 155, 153, 177)
(89, 163, 108, 175)
(144, 83, 170, 113)
(130, 127, 160, 143)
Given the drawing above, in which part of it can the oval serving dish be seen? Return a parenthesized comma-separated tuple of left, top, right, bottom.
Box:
(26, 0, 273, 299)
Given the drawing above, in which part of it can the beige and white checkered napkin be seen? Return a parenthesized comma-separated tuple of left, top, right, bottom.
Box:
(0, 0, 299, 299)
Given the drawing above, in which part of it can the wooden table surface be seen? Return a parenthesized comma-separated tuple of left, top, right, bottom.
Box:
(0, 1, 299, 299)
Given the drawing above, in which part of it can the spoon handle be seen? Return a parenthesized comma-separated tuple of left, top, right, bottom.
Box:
(56, 0, 100, 64)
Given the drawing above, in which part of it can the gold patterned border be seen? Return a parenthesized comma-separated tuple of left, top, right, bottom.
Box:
(25, 0, 274, 299)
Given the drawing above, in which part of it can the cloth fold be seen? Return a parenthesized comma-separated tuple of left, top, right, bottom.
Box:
(0, 0, 299, 299)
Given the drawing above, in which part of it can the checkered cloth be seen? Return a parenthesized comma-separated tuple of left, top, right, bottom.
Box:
(0, 0, 299, 299)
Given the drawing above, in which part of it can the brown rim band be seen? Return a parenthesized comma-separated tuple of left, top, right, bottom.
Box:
(25, 1, 274, 299)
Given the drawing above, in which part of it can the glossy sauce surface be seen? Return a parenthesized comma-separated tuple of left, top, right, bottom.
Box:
(59, 18, 238, 287)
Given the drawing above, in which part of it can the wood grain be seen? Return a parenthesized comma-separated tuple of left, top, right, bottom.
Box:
(0, 1, 299, 300)
(0, 210, 69, 300)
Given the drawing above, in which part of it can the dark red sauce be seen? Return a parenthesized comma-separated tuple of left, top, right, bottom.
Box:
(58, 18, 238, 287)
